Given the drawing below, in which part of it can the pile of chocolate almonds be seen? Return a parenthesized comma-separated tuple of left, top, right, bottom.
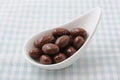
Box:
(29, 27, 87, 65)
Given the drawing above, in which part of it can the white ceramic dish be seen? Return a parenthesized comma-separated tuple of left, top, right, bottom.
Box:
(23, 7, 102, 70)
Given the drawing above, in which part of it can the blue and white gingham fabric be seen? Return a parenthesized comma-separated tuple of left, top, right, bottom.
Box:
(0, 0, 120, 80)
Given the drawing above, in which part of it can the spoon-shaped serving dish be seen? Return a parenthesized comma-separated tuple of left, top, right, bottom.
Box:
(23, 7, 102, 70)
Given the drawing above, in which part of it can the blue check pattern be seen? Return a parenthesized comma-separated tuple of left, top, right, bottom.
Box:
(0, 0, 120, 80)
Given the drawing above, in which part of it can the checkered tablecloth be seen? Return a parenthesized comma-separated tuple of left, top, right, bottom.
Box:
(0, 0, 120, 80)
